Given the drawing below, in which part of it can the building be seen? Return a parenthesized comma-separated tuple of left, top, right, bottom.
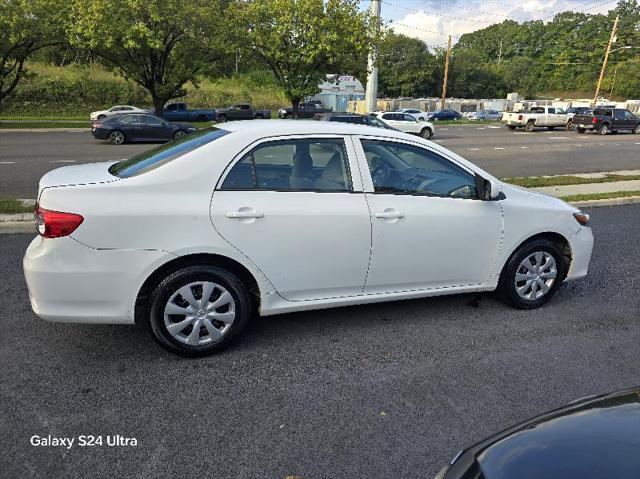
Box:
(308, 75, 365, 112)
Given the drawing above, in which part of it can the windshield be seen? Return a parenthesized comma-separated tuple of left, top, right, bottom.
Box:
(109, 128, 229, 178)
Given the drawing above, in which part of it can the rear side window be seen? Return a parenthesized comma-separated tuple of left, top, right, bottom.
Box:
(109, 128, 229, 178)
(221, 138, 351, 192)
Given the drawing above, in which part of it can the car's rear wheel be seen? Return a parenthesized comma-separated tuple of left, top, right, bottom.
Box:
(497, 238, 566, 309)
(524, 121, 535, 132)
(217, 114, 228, 123)
(173, 130, 187, 140)
(577, 127, 586, 134)
(108, 130, 125, 145)
(507, 125, 517, 130)
(196, 114, 207, 122)
(634, 125, 640, 134)
(598, 123, 610, 135)
(148, 265, 251, 356)
(420, 127, 433, 139)
(97, 114, 107, 120)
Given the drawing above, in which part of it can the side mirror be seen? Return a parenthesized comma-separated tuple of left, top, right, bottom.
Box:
(475, 174, 500, 200)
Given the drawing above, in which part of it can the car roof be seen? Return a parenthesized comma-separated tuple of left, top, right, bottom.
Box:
(222, 119, 414, 139)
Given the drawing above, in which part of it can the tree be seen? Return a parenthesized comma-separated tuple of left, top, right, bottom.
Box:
(378, 32, 437, 98)
(68, 0, 231, 115)
(229, 0, 381, 117)
(0, 0, 65, 105)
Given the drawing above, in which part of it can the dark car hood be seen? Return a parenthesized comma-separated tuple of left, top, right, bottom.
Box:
(446, 387, 640, 479)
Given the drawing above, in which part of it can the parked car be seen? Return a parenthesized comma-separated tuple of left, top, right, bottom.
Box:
(502, 106, 570, 131)
(313, 112, 395, 130)
(161, 102, 216, 122)
(25, 121, 593, 356)
(90, 105, 147, 121)
(91, 113, 197, 144)
(427, 109, 461, 121)
(371, 111, 434, 138)
(396, 108, 430, 122)
(214, 104, 271, 122)
(277, 101, 332, 119)
(435, 386, 640, 479)
(573, 108, 640, 135)
(467, 109, 502, 121)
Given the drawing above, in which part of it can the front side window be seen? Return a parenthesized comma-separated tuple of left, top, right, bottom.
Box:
(117, 115, 139, 124)
(361, 139, 477, 199)
(624, 110, 636, 120)
(221, 138, 351, 192)
(402, 114, 417, 122)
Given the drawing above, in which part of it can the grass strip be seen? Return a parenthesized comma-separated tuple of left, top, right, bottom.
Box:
(505, 174, 640, 188)
(560, 190, 640, 202)
(0, 198, 35, 214)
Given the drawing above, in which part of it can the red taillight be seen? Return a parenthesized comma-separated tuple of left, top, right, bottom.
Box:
(592, 117, 598, 124)
(518, 114, 523, 121)
(34, 205, 84, 238)
(92, 121, 102, 128)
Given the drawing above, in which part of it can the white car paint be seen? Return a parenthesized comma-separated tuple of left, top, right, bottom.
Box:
(89, 105, 146, 120)
(396, 108, 429, 122)
(503, 106, 569, 129)
(24, 121, 593, 332)
(372, 112, 435, 138)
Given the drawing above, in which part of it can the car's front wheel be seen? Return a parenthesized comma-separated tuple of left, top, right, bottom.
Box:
(148, 265, 251, 356)
(420, 127, 433, 139)
(598, 123, 610, 135)
(173, 130, 188, 140)
(497, 238, 566, 309)
(108, 130, 126, 145)
(98, 114, 107, 120)
(633, 125, 640, 134)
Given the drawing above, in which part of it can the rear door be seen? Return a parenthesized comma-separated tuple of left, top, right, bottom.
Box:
(210, 135, 371, 301)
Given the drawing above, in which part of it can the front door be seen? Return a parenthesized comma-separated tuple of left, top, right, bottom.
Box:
(354, 137, 503, 294)
(210, 136, 371, 301)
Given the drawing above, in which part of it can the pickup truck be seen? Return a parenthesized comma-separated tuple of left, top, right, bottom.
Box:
(214, 103, 271, 122)
(161, 102, 217, 122)
(277, 101, 332, 119)
(573, 108, 640, 135)
(502, 106, 570, 132)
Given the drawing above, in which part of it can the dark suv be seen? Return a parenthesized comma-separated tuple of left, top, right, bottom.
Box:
(313, 112, 396, 130)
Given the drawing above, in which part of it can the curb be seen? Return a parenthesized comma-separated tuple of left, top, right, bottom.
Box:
(2, 196, 639, 234)
(0, 128, 90, 133)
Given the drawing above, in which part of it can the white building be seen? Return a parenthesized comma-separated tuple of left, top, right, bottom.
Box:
(309, 75, 365, 112)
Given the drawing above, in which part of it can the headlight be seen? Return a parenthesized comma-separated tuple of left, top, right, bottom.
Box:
(573, 211, 590, 226)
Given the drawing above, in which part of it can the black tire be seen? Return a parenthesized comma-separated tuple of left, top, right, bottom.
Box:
(524, 121, 535, 132)
(284, 113, 291, 119)
(254, 113, 264, 119)
(217, 114, 228, 123)
(598, 123, 610, 135)
(497, 238, 566, 309)
(577, 127, 586, 134)
(634, 125, 640, 134)
(507, 125, 517, 130)
(108, 129, 126, 145)
(173, 129, 187, 140)
(196, 114, 207, 122)
(97, 114, 107, 120)
(565, 120, 573, 131)
(148, 265, 252, 357)
(420, 127, 433, 139)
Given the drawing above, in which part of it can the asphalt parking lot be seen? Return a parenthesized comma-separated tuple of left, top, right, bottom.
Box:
(1, 204, 639, 478)
(1, 125, 639, 198)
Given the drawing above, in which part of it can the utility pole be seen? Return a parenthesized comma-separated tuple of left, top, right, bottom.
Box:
(441, 35, 452, 111)
(610, 65, 618, 97)
(365, 0, 381, 113)
(592, 15, 619, 107)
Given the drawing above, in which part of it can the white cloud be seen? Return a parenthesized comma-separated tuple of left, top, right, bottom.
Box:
(388, 0, 620, 48)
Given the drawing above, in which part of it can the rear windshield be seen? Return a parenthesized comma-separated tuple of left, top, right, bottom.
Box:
(109, 128, 229, 178)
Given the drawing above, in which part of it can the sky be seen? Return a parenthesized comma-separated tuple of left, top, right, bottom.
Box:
(366, 0, 622, 48)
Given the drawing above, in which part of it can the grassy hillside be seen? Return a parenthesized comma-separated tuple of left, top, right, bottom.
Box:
(0, 63, 288, 118)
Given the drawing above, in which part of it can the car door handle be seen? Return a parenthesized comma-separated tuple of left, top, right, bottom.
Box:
(225, 210, 264, 219)
(374, 210, 404, 219)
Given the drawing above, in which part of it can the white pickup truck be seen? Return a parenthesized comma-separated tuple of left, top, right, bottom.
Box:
(503, 106, 570, 132)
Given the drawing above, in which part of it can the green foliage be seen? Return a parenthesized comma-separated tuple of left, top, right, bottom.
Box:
(229, 0, 380, 113)
(67, 0, 232, 114)
(0, 0, 67, 103)
(378, 32, 437, 98)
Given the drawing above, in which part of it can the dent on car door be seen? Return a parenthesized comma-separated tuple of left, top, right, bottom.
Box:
(210, 136, 372, 301)
(354, 137, 503, 293)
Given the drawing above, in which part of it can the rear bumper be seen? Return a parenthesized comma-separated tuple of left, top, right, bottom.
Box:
(566, 226, 594, 280)
(91, 128, 109, 139)
(23, 236, 168, 324)
(575, 124, 595, 130)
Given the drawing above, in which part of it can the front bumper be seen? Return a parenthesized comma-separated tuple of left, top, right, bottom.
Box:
(23, 236, 168, 324)
(566, 226, 594, 280)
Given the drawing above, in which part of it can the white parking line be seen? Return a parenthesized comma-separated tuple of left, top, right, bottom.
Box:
(494, 147, 505, 150)
(487, 126, 501, 129)
(548, 137, 568, 140)
(49, 160, 76, 163)
(0, 161, 16, 164)
(476, 127, 485, 130)
(468, 148, 480, 151)
(574, 144, 582, 147)
(520, 146, 528, 149)
(439, 128, 449, 130)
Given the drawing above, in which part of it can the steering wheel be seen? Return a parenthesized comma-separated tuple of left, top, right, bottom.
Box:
(370, 160, 391, 186)
(415, 177, 438, 193)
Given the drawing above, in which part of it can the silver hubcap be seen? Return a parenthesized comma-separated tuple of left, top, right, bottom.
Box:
(110, 132, 124, 144)
(514, 251, 557, 301)
(175, 131, 185, 138)
(164, 281, 235, 346)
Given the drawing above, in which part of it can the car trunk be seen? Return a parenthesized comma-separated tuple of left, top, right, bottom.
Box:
(37, 161, 121, 201)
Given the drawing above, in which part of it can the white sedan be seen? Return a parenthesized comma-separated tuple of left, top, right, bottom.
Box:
(396, 108, 430, 122)
(372, 111, 435, 138)
(89, 105, 147, 120)
(24, 121, 593, 356)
